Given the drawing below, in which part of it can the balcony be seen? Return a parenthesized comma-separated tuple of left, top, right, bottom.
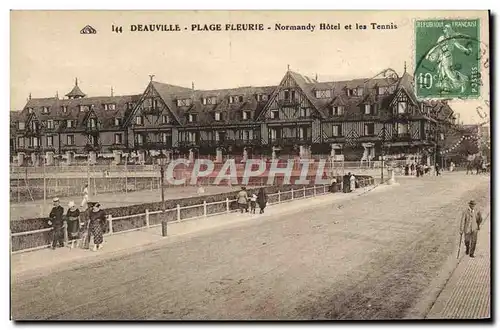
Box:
(270, 137, 312, 146)
(277, 99, 300, 107)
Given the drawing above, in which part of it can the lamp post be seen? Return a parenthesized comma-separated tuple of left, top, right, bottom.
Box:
(157, 151, 168, 237)
(379, 124, 387, 184)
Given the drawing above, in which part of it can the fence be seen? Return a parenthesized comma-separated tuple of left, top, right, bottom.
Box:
(11, 180, 379, 254)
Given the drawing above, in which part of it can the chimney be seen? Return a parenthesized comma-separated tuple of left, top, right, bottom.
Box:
(192, 82, 195, 91)
(56, 91, 59, 99)
(29, 92, 32, 100)
(111, 86, 114, 97)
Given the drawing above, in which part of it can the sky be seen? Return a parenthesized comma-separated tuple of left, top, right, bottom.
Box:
(10, 10, 490, 124)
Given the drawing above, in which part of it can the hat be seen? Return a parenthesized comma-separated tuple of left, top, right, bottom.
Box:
(469, 200, 476, 205)
(68, 201, 75, 208)
(53, 197, 59, 202)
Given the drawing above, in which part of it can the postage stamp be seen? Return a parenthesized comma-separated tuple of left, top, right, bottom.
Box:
(414, 19, 481, 99)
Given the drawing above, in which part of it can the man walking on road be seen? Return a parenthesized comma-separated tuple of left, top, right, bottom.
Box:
(460, 200, 483, 258)
(48, 197, 65, 249)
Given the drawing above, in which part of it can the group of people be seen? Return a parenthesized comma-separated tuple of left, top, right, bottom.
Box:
(48, 192, 106, 252)
(237, 187, 268, 214)
(403, 163, 440, 177)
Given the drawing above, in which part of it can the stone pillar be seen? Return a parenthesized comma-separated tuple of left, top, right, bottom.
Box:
(299, 145, 305, 159)
(65, 151, 72, 165)
(164, 150, 171, 163)
(112, 150, 121, 165)
(242, 148, 248, 162)
(45, 151, 54, 166)
(188, 148, 194, 164)
(271, 147, 277, 161)
(215, 148, 223, 163)
(330, 144, 336, 158)
(138, 150, 146, 165)
(17, 152, 25, 167)
(89, 151, 97, 165)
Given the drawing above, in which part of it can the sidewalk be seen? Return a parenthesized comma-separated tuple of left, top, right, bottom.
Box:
(426, 214, 491, 319)
(11, 183, 394, 280)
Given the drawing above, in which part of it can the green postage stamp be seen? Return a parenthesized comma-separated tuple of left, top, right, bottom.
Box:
(414, 19, 480, 99)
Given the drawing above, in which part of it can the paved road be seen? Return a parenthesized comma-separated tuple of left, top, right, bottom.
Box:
(11, 173, 490, 320)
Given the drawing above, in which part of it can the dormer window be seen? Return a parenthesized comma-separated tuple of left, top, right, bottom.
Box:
(79, 105, 90, 112)
(27, 108, 33, 114)
(161, 115, 170, 124)
(61, 105, 68, 113)
(103, 104, 116, 111)
(346, 89, 353, 97)
(42, 106, 49, 114)
(18, 122, 25, 130)
(242, 110, 251, 120)
(202, 96, 217, 105)
(357, 87, 364, 96)
(135, 116, 143, 125)
(46, 120, 54, 129)
(214, 112, 221, 121)
(153, 99, 159, 109)
(114, 118, 121, 126)
(187, 114, 197, 122)
(397, 101, 408, 114)
(270, 110, 279, 119)
(177, 98, 192, 107)
(66, 120, 73, 128)
(315, 90, 332, 99)
(88, 118, 97, 128)
(229, 96, 244, 104)
(127, 102, 134, 110)
(257, 94, 268, 102)
(364, 104, 372, 115)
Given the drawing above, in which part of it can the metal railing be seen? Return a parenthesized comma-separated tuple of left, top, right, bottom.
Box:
(11, 183, 340, 254)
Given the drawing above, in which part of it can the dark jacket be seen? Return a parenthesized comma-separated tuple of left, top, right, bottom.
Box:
(89, 209, 106, 226)
(49, 205, 65, 228)
(257, 189, 267, 209)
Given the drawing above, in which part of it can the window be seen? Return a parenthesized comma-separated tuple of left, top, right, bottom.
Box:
(202, 96, 217, 105)
(114, 133, 123, 144)
(18, 122, 25, 130)
(284, 90, 290, 100)
(238, 96, 244, 102)
(46, 136, 53, 147)
(270, 128, 277, 140)
(257, 94, 268, 102)
(89, 118, 97, 128)
(291, 90, 296, 101)
(127, 102, 135, 110)
(300, 108, 311, 117)
(298, 127, 306, 139)
(79, 105, 89, 112)
(397, 123, 409, 135)
(153, 99, 159, 109)
(229, 96, 234, 104)
(135, 116, 143, 125)
(66, 120, 73, 128)
(332, 106, 344, 116)
(161, 115, 170, 124)
(104, 104, 116, 111)
(346, 89, 354, 97)
(388, 85, 397, 93)
(364, 123, 375, 136)
(177, 99, 192, 107)
(357, 88, 364, 96)
(160, 133, 169, 143)
(364, 104, 372, 115)
(28, 108, 33, 114)
(188, 132, 197, 142)
(67, 135, 75, 145)
(188, 114, 196, 123)
(47, 120, 54, 129)
(136, 134, 144, 145)
(32, 137, 40, 147)
(114, 118, 121, 126)
(315, 90, 332, 99)
(242, 111, 251, 120)
(243, 130, 251, 141)
(42, 107, 49, 114)
(332, 125, 342, 137)
(398, 102, 407, 114)
(270, 110, 279, 119)
(61, 106, 68, 113)
(378, 86, 388, 95)
(214, 112, 221, 121)
(17, 137, 24, 147)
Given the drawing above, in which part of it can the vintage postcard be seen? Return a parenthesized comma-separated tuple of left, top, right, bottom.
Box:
(10, 10, 490, 321)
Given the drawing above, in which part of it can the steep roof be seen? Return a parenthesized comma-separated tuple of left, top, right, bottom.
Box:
(65, 78, 86, 98)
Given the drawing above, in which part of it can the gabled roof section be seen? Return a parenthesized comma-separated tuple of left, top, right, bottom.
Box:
(388, 72, 419, 106)
(288, 71, 327, 119)
(150, 81, 193, 125)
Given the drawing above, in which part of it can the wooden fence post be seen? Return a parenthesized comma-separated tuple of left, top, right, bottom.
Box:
(145, 209, 150, 228)
(313, 185, 317, 197)
(291, 188, 294, 200)
(323, 185, 326, 194)
(278, 190, 281, 203)
(107, 214, 113, 235)
(303, 186, 306, 198)
(226, 198, 230, 213)
(203, 200, 207, 217)
(176, 204, 181, 221)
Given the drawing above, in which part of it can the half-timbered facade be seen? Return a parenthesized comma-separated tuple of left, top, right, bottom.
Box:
(10, 67, 457, 165)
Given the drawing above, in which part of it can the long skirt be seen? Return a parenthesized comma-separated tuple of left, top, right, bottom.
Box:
(90, 221, 104, 245)
(67, 219, 80, 239)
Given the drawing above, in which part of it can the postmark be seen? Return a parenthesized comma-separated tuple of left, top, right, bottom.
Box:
(414, 19, 481, 99)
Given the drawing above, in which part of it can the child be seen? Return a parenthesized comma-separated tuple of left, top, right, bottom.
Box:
(250, 193, 257, 214)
